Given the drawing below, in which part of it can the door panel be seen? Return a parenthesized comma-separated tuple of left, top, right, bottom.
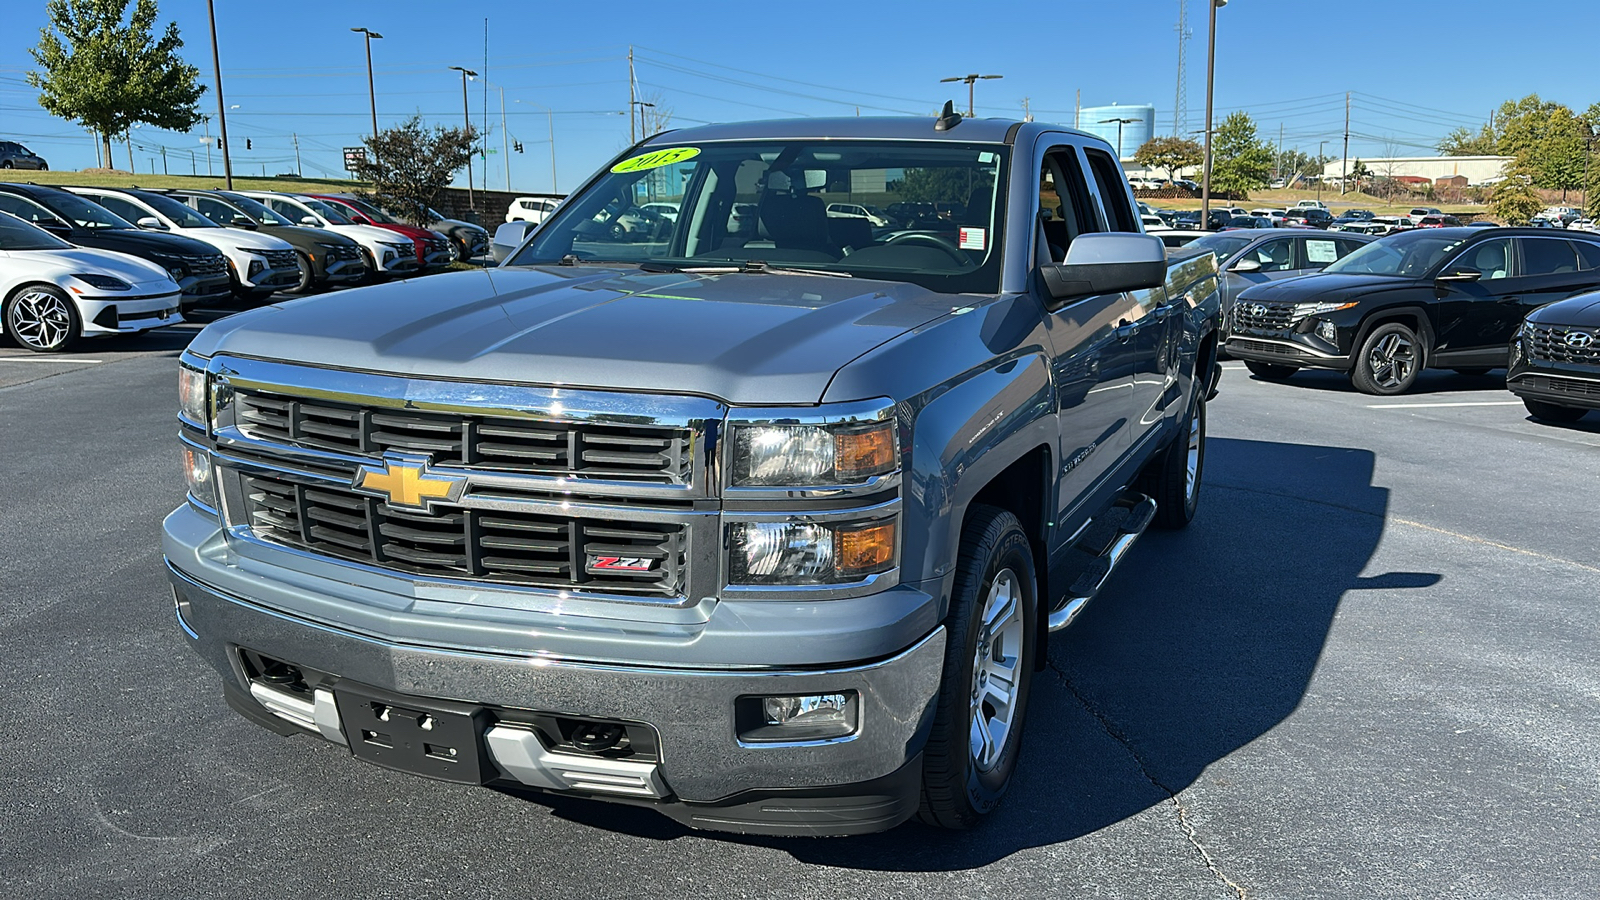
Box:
(1435, 238, 1521, 352)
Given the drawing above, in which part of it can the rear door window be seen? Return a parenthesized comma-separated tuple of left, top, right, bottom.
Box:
(89, 194, 150, 224)
(1083, 148, 1138, 232)
(1517, 238, 1580, 276)
(1302, 237, 1342, 268)
(1573, 240, 1600, 271)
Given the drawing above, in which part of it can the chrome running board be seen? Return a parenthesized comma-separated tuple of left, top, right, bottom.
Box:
(1048, 491, 1156, 632)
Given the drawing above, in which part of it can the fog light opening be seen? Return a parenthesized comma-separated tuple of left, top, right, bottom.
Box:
(738, 691, 858, 744)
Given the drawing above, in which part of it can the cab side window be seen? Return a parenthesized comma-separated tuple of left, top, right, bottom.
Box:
(1242, 238, 1294, 272)
(1083, 148, 1138, 232)
(1454, 239, 1516, 279)
(193, 196, 234, 224)
(90, 194, 148, 224)
(0, 194, 55, 225)
(1036, 149, 1095, 264)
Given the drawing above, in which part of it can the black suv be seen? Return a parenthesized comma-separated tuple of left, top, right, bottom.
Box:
(1227, 227, 1600, 394)
(1284, 208, 1334, 229)
(1507, 287, 1600, 422)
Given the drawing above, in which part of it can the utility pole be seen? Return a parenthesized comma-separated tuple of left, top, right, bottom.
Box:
(1201, 0, 1226, 226)
(1277, 122, 1284, 183)
(1342, 91, 1351, 195)
(126, 138, 134, 173)
(292, 132, 301, 176)
(628, 46, 636, 144)
(1318, 140, 1326, 202)
(450, 66, 479, 212)
(351, 28, 382, 141)
(207, 0, 233, 189)
(1022, 97, 1033, 122)
(1075, 89, 1081, 129)
(160, 146, 168, 175)
(189, 149, 195, 175)
(498, 86, 509, 192)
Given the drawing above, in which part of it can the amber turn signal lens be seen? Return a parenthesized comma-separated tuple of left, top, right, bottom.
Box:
(835, 521, 896, 576)
(834, 423, 896, 479)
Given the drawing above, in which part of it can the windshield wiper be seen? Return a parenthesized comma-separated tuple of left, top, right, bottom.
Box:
(639, 259, 851, 278)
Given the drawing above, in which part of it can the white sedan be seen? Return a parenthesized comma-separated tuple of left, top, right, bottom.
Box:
(0, 211, 182, 352)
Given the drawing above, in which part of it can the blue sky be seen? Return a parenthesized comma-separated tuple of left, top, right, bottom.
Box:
(2, 0, 1596, 192)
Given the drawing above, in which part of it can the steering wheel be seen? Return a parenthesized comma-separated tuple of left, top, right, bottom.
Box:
(885, 232, 973, 265)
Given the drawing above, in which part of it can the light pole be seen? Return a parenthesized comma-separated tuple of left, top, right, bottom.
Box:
(516, 100, 559, 194)
(351, 28, 382, 141)
(205, 0, 232, 189)
(1100, 116, 1140, 160)
(1201, 0, 1226, 226)
(939, 73, 1003, 118)
(1317, 140, 1326, 203)
(450, 66, 479, 212)
(631, 100, 656, 141)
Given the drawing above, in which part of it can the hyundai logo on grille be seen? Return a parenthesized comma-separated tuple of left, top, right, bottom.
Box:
(1565, 331, 1595, 349)
(1249, 304, 1268, 317)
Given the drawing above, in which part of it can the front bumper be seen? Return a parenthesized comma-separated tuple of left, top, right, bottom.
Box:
(1507, 349, 1600, 410)
(164, 504, 944, 835)
(1226, 329, 1351, 371)
(322, 256, 367, 284)
(177, 273, 232, 307)
(79, 292, 184, 334)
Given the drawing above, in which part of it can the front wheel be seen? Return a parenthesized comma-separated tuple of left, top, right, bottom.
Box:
(1352, 322, 1424, 395)
(289, 252, 316, 294)
(919, 504, 1037, 830)
(1244, 360, 1298, 380)
(1523, 398, 1588, 423)
(1139, 381, 1206, 529)
(4, 285, 81, 352)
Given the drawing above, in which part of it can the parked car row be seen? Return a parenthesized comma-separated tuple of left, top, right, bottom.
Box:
(1222, 225, 1600, 421)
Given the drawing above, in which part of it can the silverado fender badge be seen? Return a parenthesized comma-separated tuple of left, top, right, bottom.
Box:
(352, 454, 466, 514)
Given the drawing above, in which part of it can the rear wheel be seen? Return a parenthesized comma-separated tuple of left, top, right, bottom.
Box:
(4, 285, 80, 352)
(919, 504, 1037, 829)
(1523, 398, 1588, 423)
(1352, 322, 1424, 395)
(1244, 360, 1298, 381)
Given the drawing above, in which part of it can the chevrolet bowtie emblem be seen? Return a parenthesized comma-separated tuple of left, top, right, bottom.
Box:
(352, 454, 465, 513)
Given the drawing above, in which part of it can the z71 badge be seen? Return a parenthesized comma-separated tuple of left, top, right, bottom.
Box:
(589, 555, 655, 572)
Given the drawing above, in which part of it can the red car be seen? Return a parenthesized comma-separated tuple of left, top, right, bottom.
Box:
(1416, 214, 1464, 228)
(310, 194, 453, 268)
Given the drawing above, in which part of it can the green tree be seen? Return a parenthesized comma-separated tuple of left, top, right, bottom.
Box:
(890, 167, 990, 204)
(1132, 136, 1202, 183)
(28, 0, 204, 170)
(1493, 94, 1565, 160)
(1349, 159, 1372, 192)
(1438, 125, 1498, 156)
(1537, 106, 1591, 200)
(1490, 163, 1544, 225)
(351, 116, 478, 226)
(1209, 112, 1274, 198)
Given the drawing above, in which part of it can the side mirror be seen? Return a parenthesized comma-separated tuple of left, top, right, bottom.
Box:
(38, 220, 72, 237)
(1038, 232, 1167, 304)
(135, 216, 166, 230)
(1230, 258, 1263, 273)
(231, 215, 258, 229)
(1436, 269, 1482, 284)
(300, 216, 321, 227)
(492, 220, 537, 264)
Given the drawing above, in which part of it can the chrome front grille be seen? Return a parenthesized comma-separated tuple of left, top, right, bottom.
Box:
(188, 254, 228, 276)
(234, 390, 692, 483)
(1527, 324, 1600, 365)
(325, 244, 361, 261)
(240, 472, 686, 594)
(1232, 302, 1297, 332)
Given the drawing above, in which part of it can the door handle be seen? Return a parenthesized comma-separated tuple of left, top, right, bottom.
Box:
(1115, 320, 1140, 341)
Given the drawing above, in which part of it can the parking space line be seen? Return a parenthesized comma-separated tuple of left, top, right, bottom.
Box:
(0, 357, 103, 364)
(1395, 518, 1600, 575)
(1367, 401, 1523, 409)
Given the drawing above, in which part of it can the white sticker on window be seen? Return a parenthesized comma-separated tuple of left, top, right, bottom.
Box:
(959, 227, 987, 251)
(1306, 240, 1338, 264)
(978, 151, 997, 164)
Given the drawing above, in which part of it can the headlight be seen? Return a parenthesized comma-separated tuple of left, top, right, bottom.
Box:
(181, 445, 218, 510)
(71, 273, 131, 291)
(1292, 301, 1358, 320)
(731, 420, 896, 487)
(178, 362, 209, 428)
(729, 519, 896, 584)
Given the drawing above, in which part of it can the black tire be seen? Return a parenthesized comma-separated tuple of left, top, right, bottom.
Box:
(1139, 379, 1206, 530)
(4, 284, 81, 352)
(919, 504, 1038, 830)
(1452, 367, 1493, 377)
(1352, 322, 1424, 395)
(1244, 360, 1298, 380)
(0, 161, 11, 169)
(289, 251, 316, 294)
(1523, 398, 1587, 423)
(38, 163, 47, 171)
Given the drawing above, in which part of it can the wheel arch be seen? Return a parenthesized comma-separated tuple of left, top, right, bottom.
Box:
(1353, 304, 1435, 354)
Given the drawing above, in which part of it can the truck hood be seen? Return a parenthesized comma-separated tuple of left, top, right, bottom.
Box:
(1237, 272, 1419, 303)
(192, 265, 961, 405)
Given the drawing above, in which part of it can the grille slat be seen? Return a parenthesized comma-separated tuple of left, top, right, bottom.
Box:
(240, 473, 684, 595)
(1527, 324, 1600, 365)
(1232, 302, 1297, 333)
(234, 390, 690, 484)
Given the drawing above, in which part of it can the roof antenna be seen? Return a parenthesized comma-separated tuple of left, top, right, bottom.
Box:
(934, 100, 963, 132)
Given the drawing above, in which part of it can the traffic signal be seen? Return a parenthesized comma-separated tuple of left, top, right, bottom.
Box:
(216, 138, 221, 149)
(513, 141, 523, 154)
(245, 138, 252, 150)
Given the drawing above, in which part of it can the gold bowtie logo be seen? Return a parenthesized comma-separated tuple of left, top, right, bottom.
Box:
(352, 455, 465, 512)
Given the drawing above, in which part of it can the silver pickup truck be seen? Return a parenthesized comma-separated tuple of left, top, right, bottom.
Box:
(165, 110, 1220, 837)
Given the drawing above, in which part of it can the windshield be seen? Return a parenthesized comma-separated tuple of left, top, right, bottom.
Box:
(0, 211, 71, 250)
(136, 192, 218, 229)
(302, 199, 353, 225)
(42, 191, 135, 230)
(508, 139, 1008, 294)
(220, 193, 294, 226)
(1185, 232, 1254, 260)
(1323, 230, 1466, 277)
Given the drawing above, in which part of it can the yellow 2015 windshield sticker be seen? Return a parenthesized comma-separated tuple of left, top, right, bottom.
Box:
(611, 147, 700, 173)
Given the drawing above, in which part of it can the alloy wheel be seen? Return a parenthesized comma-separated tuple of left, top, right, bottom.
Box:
(1366, 332, 1417, 389)
(9, 289, 74, 350)
(970, 567, 1024, 773)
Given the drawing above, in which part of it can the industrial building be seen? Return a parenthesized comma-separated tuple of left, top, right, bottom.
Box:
(1320, 156, 1513, 186)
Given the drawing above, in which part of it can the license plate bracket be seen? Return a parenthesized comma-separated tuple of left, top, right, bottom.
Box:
(334, 687, 491, 785)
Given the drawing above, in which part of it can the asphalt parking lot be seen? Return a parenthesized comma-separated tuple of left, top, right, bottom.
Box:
(2, 323, 1597, 898)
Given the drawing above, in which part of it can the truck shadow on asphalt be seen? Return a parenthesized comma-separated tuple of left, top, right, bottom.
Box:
(537, 437, 1440, 869)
